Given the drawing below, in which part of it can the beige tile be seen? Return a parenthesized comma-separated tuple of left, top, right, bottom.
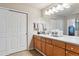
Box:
(8, 49, 43, 56)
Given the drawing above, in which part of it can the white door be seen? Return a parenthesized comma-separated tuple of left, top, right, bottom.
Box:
(0, 9, 28, 55)
(0, 9, 8, 55)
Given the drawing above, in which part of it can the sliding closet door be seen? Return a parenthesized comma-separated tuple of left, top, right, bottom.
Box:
(0, 9, 27, 55)
(7, 10, 27, 54)
(0, 9, 8, 55)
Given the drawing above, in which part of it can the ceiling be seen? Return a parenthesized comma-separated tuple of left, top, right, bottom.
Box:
(54, 3, 79, 16)
(23, 3, 79, 18)
(25, 3, 79, 16)
(0, 3, 79, 16)
(24, 3, 51, 9)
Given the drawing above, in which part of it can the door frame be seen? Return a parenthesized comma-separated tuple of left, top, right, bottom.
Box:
(0, 7, 28, 50)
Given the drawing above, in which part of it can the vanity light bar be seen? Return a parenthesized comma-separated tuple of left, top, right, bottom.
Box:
(45, 3, 72, 15)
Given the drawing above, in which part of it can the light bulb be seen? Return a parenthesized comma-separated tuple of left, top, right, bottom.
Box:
(56, 4, 64, 11)
(45, 10, 48, 15)
(48, 9, 54, 14)
(48, 9, 52, 13)
(62, 3, 70, 8)
(52, 7, 58, 12)
(45, 10, 51, 15)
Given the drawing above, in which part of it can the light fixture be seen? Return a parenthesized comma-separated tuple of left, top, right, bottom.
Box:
(48, 9, 54, 14)
(44, 3, 72, 15)
(45, 10, 51, 15)
(51, 11, 54, 14)
(45, 10, 48, 15)
(48, 9, 52, 14)
(56, 4, 64, 11)
(52, 7, 58, 13)
(62, 3, 70, 8)
(45, 9, 54, 15)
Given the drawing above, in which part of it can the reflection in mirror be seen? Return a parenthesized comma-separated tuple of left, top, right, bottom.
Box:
(75, 17, 79, 36)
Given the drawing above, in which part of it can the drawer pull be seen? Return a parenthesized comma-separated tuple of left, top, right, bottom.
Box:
(66, 51, 68, 53)
(71, 47, 74, 50)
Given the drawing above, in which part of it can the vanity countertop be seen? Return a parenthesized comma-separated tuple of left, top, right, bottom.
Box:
(34, 34, 79, 45)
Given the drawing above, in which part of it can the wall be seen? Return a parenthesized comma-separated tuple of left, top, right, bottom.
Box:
(0, 3, 47, 50)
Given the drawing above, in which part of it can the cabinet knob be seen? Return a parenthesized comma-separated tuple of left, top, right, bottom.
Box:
(71, 47, 74, 50)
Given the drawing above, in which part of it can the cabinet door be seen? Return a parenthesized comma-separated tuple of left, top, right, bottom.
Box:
(66, 50, 79, 56)
(41, 41, 46, 54)
(46, 43, 53, 56)
(33, 36, 38, 49)
(54, 46, 65, 56)
(36, 39, 42, 51)
(66, 43, 79, 54)
(34, 38, 37, 49)
(54, 40, 65, 49)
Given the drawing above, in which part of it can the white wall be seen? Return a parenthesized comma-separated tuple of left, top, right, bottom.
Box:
(0, 3, 47, 50)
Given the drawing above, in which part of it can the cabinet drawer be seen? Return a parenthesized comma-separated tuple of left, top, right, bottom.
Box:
(41, 41, 46, 54)
(41, 37, 45, 42)
(46, 38, 52, 44)
(66, 43, 79, 54)
(54, 40, 65, 49)
(36, 40, 42, 51)
(37, 36, 41, 40)
(33, 35, 37, 39)
(54, 46, 65, 56)
(46, 43, 53, 56)
(33, 35, 41, 40)
(52, 39, 55, 45)
(66, 50, 79, 56)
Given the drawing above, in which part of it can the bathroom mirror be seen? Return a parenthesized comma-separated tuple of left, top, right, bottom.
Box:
(75, 17, 79, 36)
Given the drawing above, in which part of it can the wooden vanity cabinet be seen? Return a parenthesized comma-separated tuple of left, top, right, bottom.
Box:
(45, 43, 53, 56)
(53, 40, 65, 49)
(53, 46, 65, 56)
(66, 43, 79, 56)
(33, 35, 37, 48)
(33, 35, 79, 56)
(33, 35, 42, 51)
(36, 36, 42, 51)
(46, 38, 52, 44)
(52, 40, 65, 56)
(45, 38, 53, 56)
(41, 37, 46, 54)
(66, 43, 79, 54)
(66, 50, 79, 56)
(36, 38, 42, 51)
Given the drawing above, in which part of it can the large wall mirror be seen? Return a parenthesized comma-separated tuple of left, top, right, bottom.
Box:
(75, 16, 79, 36)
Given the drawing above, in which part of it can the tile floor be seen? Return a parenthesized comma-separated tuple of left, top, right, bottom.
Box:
(8, 49, 43, 56)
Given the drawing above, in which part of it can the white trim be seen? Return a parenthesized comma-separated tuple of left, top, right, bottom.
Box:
(0, 7, 28, 14)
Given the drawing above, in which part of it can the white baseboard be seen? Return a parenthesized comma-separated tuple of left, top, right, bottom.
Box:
(28, 48, 34, 50)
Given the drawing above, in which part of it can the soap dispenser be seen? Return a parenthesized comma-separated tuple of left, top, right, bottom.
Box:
(68, 25, 75, 36)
